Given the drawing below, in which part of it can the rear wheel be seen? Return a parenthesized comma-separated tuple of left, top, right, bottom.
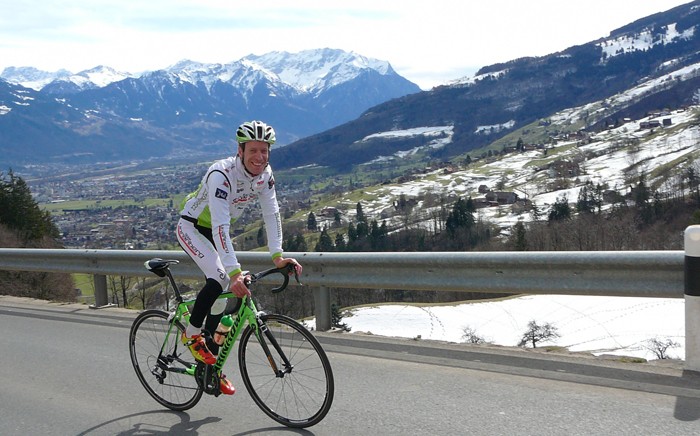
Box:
(129, 310, 203, 411)
(238, 314, 334, 428)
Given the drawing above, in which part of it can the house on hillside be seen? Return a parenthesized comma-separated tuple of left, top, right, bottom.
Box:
(485, 191, 518, 205)
(511, 198, 533, 214)
(548, 159, 580, 178)
(640, 120, 661, 129)
(319, 206, 339, 218)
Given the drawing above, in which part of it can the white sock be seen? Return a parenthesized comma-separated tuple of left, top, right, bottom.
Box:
(185, 323, 202, 338)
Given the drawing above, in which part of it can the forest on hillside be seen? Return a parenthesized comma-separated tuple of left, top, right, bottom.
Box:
(0, 171, 75, 301)
(251, 172, 700, 320)
(3, 167, 699, 320)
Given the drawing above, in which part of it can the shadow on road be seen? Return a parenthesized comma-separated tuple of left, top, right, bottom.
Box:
(77, 410, 221, 435)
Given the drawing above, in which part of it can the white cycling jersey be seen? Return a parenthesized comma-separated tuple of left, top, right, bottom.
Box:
(178, 156, 283, 278)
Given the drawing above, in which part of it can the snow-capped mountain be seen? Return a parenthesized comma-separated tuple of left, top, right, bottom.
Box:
(0, 66, 73, 91)
(0, 48, 420, 166)
(244, 48, 393, 94)
(1, 48, 409, 99)
(272, 1, 700, 172)
(40, 66, 135, 94)
(0, 65, 133, 92)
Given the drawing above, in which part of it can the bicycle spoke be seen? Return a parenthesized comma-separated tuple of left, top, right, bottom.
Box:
(239, 314, 334, 428)
(129, 310, 203, 411)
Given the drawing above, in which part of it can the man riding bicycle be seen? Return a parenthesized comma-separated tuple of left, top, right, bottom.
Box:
(176, 120, 302, 395)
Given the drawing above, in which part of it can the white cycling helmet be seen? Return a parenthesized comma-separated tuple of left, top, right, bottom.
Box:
(236, 120, 276, 145)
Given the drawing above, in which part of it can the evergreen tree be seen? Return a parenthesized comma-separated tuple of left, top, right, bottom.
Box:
(0, 170, 59, 241)
(530, 201, 542, 221)
(307, 212, 318, 231)
(548, 195, 571, 222)
(334, 232, 347, 251)
(356, 220, 369, 239)
(314, 228, 335, 252)
(334, 210, 341, 227)
(283, 232, 308, 252)
(369, 220, 386, 250)
(294, 233, 308, 252)
(347, 222, 358, 243)
(576, 183, 594, 214)
(446, 197, 475, 234)
(686, 166, 700, 201)
(0, 170, 74, 301)
(510, 221, 528, 251)
(354, 202, 369, 239)
(256, 225, 265, 246)
(355, 202, 366, 223)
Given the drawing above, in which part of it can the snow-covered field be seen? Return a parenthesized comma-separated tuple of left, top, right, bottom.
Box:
(304, 70, 698, 365)
(311, 295, 685, 362)
(327, 91, 700, 236)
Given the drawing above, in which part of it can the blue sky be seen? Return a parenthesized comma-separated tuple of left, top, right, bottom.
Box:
(0, 0, 692, 89)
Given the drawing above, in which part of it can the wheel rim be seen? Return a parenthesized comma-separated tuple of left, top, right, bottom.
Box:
(130, 310, 202, 410)
(239, 314, 334, 427)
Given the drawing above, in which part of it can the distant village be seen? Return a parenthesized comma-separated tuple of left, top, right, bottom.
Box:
(30, 110, 679, 250)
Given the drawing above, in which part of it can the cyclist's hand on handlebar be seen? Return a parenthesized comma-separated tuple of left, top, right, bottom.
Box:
(273, 257, 303, 278)
(229, 272, 251, 298)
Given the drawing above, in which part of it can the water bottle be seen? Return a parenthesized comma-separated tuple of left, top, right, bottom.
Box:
(213, 315, 233, 346)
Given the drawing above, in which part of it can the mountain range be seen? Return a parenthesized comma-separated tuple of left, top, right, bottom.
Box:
(0, 49, 419, 167)
(1, 1, 699, 180)
(272, 1, 700, 173)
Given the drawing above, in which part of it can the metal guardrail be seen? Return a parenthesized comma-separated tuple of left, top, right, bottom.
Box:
(0, 248, 685, 295)
(0, 247, 686, 328)
(3, 246, 700, 370)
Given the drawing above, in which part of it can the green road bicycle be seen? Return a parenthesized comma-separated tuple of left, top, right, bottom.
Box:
(128, 258, 334, 428)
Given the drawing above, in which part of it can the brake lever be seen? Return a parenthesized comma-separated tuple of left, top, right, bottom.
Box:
(289, 263, 303, 286)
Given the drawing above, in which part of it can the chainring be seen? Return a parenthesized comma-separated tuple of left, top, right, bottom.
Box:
(194, 362, 221, 396)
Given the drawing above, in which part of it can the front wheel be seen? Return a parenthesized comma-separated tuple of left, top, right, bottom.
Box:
(238, 314, 334, 428)
(129, 309, 203, 411)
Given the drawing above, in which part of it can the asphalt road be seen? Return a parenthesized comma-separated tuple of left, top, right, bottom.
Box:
(1, 296, 700, 435)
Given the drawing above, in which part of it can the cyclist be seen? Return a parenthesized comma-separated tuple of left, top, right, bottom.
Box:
(176, 120, 302, 395)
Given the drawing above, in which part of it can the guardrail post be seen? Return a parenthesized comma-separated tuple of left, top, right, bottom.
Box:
(684, 226, 700, 371)
(90, 274, 112, 309)
(314, 286, 331, 331)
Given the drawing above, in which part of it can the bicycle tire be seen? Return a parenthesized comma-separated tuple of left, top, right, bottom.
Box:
(129, 309, 203, 411)
(238, 314, 334, 428)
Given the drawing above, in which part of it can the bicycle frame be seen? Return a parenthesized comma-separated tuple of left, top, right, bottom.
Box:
(157, 263, 294, 380)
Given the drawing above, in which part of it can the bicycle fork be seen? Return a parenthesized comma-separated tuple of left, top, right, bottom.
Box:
(256, 321, 294, 377)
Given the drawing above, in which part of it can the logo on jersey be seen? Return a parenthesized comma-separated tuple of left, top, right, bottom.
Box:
(215, 188, 228, 200)
(177, 224, 205, 259)
(232, 193, 257, 204)
(217, 267, 226, 281)
(268, 175, 275, 190)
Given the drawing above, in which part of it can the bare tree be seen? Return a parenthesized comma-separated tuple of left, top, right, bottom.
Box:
(108, 275, 133, 308)
(462, 326, 486, 344)
(644, 338, 680, 360)
(518, 320, 560, 348)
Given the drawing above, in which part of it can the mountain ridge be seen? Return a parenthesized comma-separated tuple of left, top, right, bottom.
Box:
(0, 48, 420, 167)
(271, 1, 700, 173)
